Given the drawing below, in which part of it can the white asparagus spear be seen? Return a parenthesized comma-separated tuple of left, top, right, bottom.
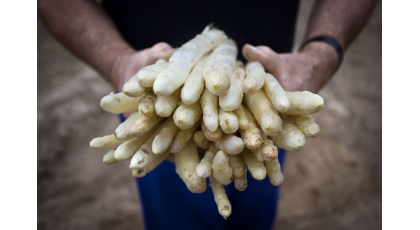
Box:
(100, 92, 140, 114)
(269, 119, 306, 151)
(193, 131, 210, 150)
(212, 150, 233, 185)
(260, 138, 278, 161)
(265, 158, 284, 186)
(229, 154, 246, 178)
(132, 150, 171, 178)
(170, 120, 199, 153)
(215, 133, 244, 155)
(203, 39, 238, 96)
(173, 101, 202, 129)
(114, 112, 142, 141)
(263, 73, 290, 113)
(210, 174, 232, 219)
(137, 59, 169, 87)
(239, 106, 263, 150)
(114, 123, 161, 161)
(129, 125, 165, 169)
(123, 75, 150, 97)
(153, 27, 226, 96)
(152, 116, 180, 154)
(201, 119, 223, 142)
(242, 148, 267, 180)
(242, 61, 265, 95)
(251, 147, 264, 162)
(90, 134, 121, 149)
(196, 143, 217, 178)
(138, 91, 157, 117)
(219, 60, 245, 111)
(244, 89, 283, 136)
(233, 105, 249, 130)
(218, 108, 239, 134)
(128, 112, 163, 137)
(283, 91, 324, 115)
(181, 55, 208, 105)
(155, 87, 182, 117)
(200, 88, 219, 132)
(103, 149, 117, 165)
(174, 140, 207, 193)
(234, 168, 248, 191)
(287, 115, 320, 137)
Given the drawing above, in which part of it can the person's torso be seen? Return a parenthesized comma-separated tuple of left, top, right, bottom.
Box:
(103, 0, 299, 61)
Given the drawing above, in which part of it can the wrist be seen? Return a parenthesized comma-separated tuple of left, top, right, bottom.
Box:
(297, 42, 339, 92)
(300, 41, 339, 70)
(109, 48, 137, 90)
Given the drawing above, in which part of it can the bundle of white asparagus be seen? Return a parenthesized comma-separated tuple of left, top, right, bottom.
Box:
(91, 26, 324, 219)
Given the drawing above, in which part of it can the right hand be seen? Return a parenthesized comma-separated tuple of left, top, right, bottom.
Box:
(242, 43, 338, 93)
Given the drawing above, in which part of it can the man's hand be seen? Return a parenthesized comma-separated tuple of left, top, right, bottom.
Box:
(108, 42, 177, 163)
(110, 42, 174, 91)
(242, 43, 339, 93)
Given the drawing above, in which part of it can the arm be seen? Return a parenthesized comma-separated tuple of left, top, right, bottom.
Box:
(242, 0, 376, 93)
(38, 0, 173, 90)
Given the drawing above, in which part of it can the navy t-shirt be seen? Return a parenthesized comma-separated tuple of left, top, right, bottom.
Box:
(102, 0, 300, 61)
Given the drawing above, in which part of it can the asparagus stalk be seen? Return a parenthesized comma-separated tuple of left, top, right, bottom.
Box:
(181, 55, 208, 105)
(174, 140, 207, 193)
(210, 174, 232, 219)
(170, 120, 199, 153)
(287, 114, 320, 137)
(283, 91, 324, 115)
(219, 60, 245, 111)
(269, 119, 306, 151)
(244, 89, 283, 136)
(100, 92, 140, 114)
(137, 59, 169, 87)
(153, 27, 226, 96)
(203, 39, 237, 96)
(242, 61, 265, 95)
(242, 148, 266, 180)
(263, 73, 290, 113)
(196, 143, 217, 178)
(90, 134, 121, 149)
(233, 104, 249, 130)
(123, 74, 149, 97)
(212, 150, 233, 185)
(200, 88, 219, 132)
(193, 131, 210, 150)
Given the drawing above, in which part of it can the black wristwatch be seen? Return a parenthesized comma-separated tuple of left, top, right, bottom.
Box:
(300, 36, 344, 71)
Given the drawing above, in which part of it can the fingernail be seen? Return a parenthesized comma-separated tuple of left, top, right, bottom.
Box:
(164, 48, 174, 55)
(248, 44, 259, 53)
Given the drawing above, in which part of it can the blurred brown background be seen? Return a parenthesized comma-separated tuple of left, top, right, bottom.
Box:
(37, 1, 382, 229)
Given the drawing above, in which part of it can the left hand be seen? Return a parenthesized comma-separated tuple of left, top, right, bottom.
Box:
(242, 42, 339, 93)
(109, 42, 177, 162)
(110, 42, 175, 92)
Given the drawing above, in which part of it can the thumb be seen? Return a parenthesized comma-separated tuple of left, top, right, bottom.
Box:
(146, 42, 175, 65)
(242, 44, 280, 73)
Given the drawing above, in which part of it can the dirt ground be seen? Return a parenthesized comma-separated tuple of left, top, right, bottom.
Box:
(37, 1, 382, 229)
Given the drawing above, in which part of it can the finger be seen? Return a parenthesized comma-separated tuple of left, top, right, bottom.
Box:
(242, 44, 280, 73)
(165, 153, 175, 163)
(147, 42, 175, 65)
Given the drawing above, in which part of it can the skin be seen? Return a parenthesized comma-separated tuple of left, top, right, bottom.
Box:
(39, 0, 376, 162)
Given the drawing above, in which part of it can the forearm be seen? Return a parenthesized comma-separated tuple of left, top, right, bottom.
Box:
(298, 0, 376, 89)
(38, 0, 135, 86)
(304, 0, 376, 50)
